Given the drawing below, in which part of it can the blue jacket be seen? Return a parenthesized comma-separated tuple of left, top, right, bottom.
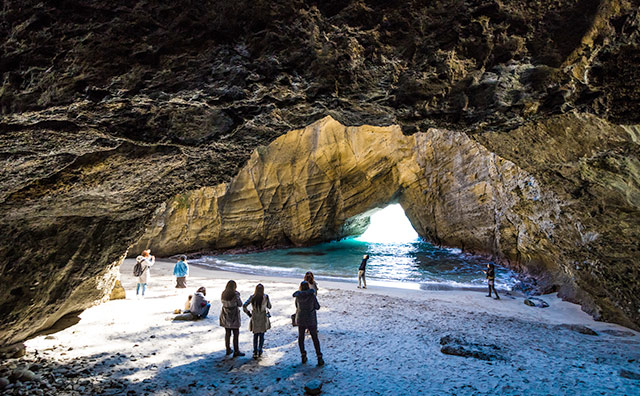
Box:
(173, 261, 189, 277)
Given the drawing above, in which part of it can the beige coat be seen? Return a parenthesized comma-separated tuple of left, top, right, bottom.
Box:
(243, 294, 272, 333)
(135, 255, 154, 284)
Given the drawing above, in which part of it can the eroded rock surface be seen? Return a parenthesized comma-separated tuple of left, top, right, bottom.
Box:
(135, 114, 639, 328)
(1, 0, 639, 344)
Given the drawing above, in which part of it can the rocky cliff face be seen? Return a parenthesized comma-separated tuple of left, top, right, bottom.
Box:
(134, 115, 640, 329)
(1, 0, 639, 344)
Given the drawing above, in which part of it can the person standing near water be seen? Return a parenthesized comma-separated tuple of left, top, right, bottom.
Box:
(483, 263, 500, 299)
(294, 281, 324, 366)
(243, 284, 272, 359)
(220, 280, 245, 357)
(358, 254, 369, 289)
(135, 249, 155, 297)
(173, 255, 189, 289)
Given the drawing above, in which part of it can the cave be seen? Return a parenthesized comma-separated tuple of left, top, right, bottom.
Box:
(1, 0, 640, 393)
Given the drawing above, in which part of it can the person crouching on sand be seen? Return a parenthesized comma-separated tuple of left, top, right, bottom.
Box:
(294, 281, 324, 366)
(173, 255, 189, 289)
(135, 249, 155, 297)
(304, 271, 319, 294)
(220, 280, 245, 357)
(174, 287, 210, 321)
(358, 254, 369, 289)
(483, 263, 500, 300)
(243, 283, 272, 359)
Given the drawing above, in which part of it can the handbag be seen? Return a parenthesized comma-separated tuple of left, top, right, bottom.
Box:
(291, 313, 297, 327)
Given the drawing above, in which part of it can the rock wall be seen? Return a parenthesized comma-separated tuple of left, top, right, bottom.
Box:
(1, 0, 639, 344)
(135, 115, 640, 329)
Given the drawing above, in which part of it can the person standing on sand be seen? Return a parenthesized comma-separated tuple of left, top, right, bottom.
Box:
(173, 255, 189, 289)
(304, 271, 319, 294)
(135, 249, 155, 297)
(243, 284, 272, 359)
(483, 263, 500, 300)
(220, 280, 245, 357)
(294, 281, 324, 366)
(173, 287, 210, 321)
(358, 254, 369, 289)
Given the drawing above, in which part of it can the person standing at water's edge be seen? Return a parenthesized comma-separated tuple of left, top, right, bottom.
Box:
(173, 255, 189, 289)
(294, 281, 324, 366)
(220, 280, 245, 357)
(483, 263, 500, 300)
(135, 249, 155, 297)
(358, 254, 369, 289)
(243, 283, 272, 359)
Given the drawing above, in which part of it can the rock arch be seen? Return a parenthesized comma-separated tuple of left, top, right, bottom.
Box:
(134, 116, 558, 283)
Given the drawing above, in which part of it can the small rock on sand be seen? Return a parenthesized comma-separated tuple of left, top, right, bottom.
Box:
(557, 324, 598, 336)
(620, 369, 640, 380)
(11, 369, 39, 382)
(524, 297, 549, 308)
(602, 329, 636, 337)
(304, 379, 323, 395)
(440, 335, 504, 361)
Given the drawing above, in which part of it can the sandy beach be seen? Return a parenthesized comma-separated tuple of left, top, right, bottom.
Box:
(7, 259, 639, 395)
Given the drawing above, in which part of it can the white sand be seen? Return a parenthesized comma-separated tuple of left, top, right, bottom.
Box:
(24, 259, 640, 395)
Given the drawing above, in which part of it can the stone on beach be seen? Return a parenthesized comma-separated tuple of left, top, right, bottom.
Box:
(304, 379, 323, 395)
(524, 297, 549, 308)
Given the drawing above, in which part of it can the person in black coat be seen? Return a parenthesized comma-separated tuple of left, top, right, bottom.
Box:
(293, 281, 324, 366)
(358, 254, 369, 289)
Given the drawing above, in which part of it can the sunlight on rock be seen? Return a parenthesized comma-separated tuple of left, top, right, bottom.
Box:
(356, 204, 419, 244)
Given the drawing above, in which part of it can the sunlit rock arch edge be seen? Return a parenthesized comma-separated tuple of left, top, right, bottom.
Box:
(132, 114, 640, 331)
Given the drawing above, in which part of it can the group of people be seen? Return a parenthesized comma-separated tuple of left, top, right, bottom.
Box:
(132, 249, 499, 364)
(171, 272, 323, 365)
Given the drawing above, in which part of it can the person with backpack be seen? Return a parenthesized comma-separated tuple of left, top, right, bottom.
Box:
(220, 280, 245, 357)
(173, 255, 189, 289)
(134, 249, 155, 297)
(173, 287, 210, 321)
(243, 283, 272, 359)
(294, 281, 324, 366)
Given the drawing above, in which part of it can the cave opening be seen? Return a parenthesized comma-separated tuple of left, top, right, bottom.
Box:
(355, 204, 419, 244)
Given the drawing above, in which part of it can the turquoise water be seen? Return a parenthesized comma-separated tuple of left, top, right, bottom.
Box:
(193, 238, 518, 290)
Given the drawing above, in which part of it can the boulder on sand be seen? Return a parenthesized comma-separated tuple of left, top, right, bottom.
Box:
(524, 297, 549, 308)
(304, 379, 323, 395)
(109, 280, 126, 300)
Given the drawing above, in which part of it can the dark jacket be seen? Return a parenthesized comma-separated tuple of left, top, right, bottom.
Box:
(220, 291, 242, 329)
(359, 258, 368, 271)
(294, 289, 320, 328)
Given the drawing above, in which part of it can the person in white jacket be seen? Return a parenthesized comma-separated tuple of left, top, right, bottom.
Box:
(135, 249, 155, 297)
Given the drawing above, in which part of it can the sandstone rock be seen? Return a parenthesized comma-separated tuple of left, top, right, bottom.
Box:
(304, 379, 323, 395)
(109, 281, 126, 301)
(10, 369, 39, 383)
(524, 298, 550, 308)
(0, 343, 25, 359)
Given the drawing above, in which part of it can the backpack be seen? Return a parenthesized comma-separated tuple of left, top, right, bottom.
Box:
(133, 260, 146, 277)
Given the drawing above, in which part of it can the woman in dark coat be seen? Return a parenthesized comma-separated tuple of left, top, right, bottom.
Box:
(220, 280, 245, 356)
(293, 281, 324, 366)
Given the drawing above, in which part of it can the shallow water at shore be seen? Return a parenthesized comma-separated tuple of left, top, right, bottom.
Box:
(192, 237, 519, 290)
